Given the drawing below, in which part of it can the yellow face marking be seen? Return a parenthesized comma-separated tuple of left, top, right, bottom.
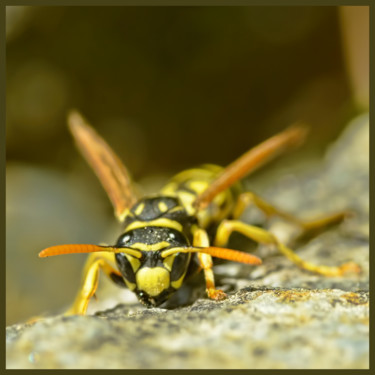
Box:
(125, 254, 141, 273)
(124, 279, 137, 291)
(158, 201, 169, 213)
(171, 273, 186, 290)
(134, 203, 145, 216)
(171, 252, 191, 289)
(136, 267, 170, 297)
(125, 218, 183, 232)
(163, 253, 177, 272)
(130, 241, 170, 251)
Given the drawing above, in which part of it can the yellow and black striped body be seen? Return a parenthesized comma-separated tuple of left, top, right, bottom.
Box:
(39, 118, 359, 315)
(161, 164, 241, 229)
(114, 164, 242, 306)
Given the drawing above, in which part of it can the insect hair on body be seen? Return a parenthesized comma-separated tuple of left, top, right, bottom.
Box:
(39, 111, 361, 315)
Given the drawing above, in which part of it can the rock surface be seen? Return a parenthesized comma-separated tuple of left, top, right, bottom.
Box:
(6, 114, 369, 369)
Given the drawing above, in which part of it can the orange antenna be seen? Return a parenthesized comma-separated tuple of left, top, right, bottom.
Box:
(161, 246, 262, 265)
(39, 244, 142, 258)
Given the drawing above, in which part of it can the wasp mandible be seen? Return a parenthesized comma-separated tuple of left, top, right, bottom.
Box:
(39, 111, 360, 314)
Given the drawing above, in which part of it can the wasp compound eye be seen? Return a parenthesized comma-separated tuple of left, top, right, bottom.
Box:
(115, 253, 137, 284)
(116, 232, 133, 247)
(169, 252, 190, 283)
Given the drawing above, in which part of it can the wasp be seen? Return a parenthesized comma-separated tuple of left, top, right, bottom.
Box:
(39, 111, 360, 314)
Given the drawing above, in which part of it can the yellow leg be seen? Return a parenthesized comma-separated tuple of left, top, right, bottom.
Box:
(65, 252, 122, 315)
(192, 227, 227, 300)
(214, 220, 360, 277)
(232, 191, 350, 239)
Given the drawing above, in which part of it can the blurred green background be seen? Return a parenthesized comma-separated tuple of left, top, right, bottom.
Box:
(6, 6, 369, 325)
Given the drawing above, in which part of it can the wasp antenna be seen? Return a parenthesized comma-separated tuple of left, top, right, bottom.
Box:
(194, 123, 309, 211)
(38, 244, 114, 258)
(39, 244, 143, 258)
(161, 247, 262, 265)
(199, 247, 262, 265)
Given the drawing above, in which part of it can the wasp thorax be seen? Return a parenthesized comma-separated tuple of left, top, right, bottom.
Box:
(130, 196, 182, 220)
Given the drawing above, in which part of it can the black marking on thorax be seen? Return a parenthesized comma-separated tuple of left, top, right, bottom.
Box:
(122, 196, 197, 238)
(133, 196, 180, 220)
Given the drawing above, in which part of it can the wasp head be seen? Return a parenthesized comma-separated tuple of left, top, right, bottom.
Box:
(114, 223, 193, 307)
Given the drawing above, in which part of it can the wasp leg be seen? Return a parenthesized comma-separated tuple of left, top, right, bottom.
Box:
(192, 227, 227, 300)
(65, 252, 122, 315)
(232, 192, 350, 239)
(214, 220, 360, 276)
(291, 212, 352, 244)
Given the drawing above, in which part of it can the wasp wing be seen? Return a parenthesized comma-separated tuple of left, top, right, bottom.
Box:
(194, 124, 309, 211)
(68, 110, 138, 222)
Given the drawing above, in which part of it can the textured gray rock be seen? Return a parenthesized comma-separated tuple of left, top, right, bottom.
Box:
(6, 288, 369, 369)
(6, 114, 369, 369)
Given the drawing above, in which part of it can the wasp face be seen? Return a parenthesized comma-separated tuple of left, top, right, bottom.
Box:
(114, 226, 192, 307)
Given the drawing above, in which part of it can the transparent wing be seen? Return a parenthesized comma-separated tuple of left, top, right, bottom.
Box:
(68, 110, 138, 221)
(194, 124, 309, 211)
